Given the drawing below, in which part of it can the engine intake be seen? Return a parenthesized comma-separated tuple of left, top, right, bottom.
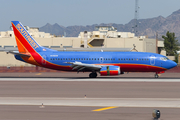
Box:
(100, 66, 120, 76)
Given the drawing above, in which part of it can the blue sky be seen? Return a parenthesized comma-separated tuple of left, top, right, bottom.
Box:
(1, 0, 180, 31)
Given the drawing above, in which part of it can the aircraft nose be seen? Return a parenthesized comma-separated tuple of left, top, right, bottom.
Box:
(170, 61, 177, 69)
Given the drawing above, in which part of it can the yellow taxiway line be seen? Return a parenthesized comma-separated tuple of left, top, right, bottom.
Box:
(36, 73, 42, 75)
(92, 106, 118, 111)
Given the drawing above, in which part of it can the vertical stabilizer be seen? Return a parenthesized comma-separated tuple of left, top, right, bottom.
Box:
(11, 21, 42, 53)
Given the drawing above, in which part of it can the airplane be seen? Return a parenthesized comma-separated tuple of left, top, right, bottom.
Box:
(8, 21, 177, 78)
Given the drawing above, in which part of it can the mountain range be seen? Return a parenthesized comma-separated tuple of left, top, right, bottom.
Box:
(39, 9, 180, 41)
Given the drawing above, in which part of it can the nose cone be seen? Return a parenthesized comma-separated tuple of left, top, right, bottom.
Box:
(168, 61, 177, 69)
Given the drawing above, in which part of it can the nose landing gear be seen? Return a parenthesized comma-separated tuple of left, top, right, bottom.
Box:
(155, 74, 159, 78)
(155, 71, 164, 78)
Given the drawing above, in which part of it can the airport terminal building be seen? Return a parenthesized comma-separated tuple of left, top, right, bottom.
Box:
(0, 26, 166, 67)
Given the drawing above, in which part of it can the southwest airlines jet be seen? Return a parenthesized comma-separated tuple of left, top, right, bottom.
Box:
(9, 21, 177, 78)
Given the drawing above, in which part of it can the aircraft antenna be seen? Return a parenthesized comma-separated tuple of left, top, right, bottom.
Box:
(133, 0, 139, 36)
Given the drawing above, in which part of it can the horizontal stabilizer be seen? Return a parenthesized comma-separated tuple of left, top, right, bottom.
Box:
(6, 51, 31, 57)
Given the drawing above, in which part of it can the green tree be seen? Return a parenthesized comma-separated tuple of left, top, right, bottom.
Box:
(162, 31, 179, 56)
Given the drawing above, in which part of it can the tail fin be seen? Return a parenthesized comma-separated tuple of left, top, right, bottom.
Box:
(11, 21, 42, 53)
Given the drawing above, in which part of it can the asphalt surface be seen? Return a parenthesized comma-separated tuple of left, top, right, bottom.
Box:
(0, 72, 180, 120)
(1, 105, 180, 120)
(0, 80, 180, 98)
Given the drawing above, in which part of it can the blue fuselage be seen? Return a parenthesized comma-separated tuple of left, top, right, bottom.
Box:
(15, 51, 177, 72)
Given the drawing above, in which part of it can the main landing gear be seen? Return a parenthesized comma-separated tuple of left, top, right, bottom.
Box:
(89, 72, 97, 78)
(155, 74, 159, 78)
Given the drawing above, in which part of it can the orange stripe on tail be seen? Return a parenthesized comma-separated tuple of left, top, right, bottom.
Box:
(15, 36, 28, 53)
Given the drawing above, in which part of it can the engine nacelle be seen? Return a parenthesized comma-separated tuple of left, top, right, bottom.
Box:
(100, 66, 120, 76)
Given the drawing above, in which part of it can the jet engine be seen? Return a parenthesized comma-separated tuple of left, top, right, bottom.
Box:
(100, 66, 121, 76)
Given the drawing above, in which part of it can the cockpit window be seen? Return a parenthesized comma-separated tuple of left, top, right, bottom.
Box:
(160, 57, 169, 61)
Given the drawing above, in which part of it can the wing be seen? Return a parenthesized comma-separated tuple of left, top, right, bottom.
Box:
(65, 61, 102, 72)
(6, 51, 31, 57)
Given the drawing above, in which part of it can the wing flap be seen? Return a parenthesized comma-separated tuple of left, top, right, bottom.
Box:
(66, 61, 102, 71)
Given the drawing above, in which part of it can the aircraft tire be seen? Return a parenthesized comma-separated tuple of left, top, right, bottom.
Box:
(89, 73, 93, 78)
(155, 74, 159, 78)
(89, 73, 97, 78)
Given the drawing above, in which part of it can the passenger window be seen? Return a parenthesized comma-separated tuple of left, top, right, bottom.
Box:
(50, 58, 52, 60)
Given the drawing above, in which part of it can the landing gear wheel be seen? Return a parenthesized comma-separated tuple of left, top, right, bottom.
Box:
(89, 72, 97, 78)
(155, 74, 159, 78)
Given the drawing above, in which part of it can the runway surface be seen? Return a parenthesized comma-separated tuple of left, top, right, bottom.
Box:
(0, 72, 180, 120)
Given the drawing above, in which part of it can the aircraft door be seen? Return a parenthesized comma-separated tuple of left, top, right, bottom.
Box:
(42, 55, 46, 65)
(150, 55, 155, 65)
